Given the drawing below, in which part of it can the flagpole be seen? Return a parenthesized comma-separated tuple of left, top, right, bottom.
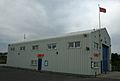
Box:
(98, 4, 101, 29)
(98, 4, 101, 54)
(98, 4, 102, 75)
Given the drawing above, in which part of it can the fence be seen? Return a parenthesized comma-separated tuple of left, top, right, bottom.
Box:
(0, 56, 7, 64)
(112, 66, 120, 71)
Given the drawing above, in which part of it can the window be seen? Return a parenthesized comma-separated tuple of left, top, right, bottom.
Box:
(10, 47, 15, 51)
(68, 41, 80, 48)
(44, 60, 48, 66)
(68, 42, 74, 48)
(91, 61, 94, 68)
(48, 44, 51, 49)
(75, 41, 80, 48)
(20, 46, 25, 51)
(94, 62, 99, 68)
(31, 60, 37, 66)
(52, 43, 56, 49)
(34, 60, 37, 65)
(32, 45, 39, 50)
(48, 43, 56, 49)
(91, 61, 99, 68)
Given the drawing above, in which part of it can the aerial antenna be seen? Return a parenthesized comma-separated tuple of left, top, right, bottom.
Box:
(24, 34, 26, 40)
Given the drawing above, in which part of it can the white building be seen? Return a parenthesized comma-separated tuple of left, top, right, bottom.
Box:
(7, 28, 111, 75)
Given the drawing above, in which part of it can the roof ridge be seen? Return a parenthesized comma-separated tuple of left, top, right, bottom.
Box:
(10, 28, 106, 45)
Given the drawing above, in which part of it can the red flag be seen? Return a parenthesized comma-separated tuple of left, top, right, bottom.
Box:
(99, 7, 106, 13)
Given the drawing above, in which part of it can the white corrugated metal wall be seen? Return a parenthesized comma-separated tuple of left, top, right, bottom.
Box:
(7, 28, 111, 75)
(42, 34, 91, 75)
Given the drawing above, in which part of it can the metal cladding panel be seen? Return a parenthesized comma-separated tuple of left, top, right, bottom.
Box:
(7, 43, 38, 70)
(90, 28, 111, 75)
(42, 34, 91, 75)
(7, 28, 110, 75)
(7, 33, 92, 75)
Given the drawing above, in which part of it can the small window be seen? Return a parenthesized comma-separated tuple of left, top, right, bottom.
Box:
(52, 43, 56, 49)
(68, 42, 74, 48)
(20, 46, 25, 50)
(31, 60, 37, 66)
(44, 60, 48, 66)
(48, 44, 51, 49)
(94, 62, 99, 67)
(11, 47, 15, 51)
(91, 61, 94, 68)
(32, 45, 39, 50)
(91, 61, 99, 68)
(34, 60, 37, 65)
(48, 43, 56, 49)
(75, 41, 80, 48)
(68, 41, 80, 48)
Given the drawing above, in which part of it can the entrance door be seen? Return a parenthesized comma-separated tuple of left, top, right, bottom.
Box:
(101, 44, 109, 73)
(38, 59, 42, 70)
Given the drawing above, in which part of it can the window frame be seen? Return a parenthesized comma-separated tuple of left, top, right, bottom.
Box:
(68, 41, 80, 48)
(44, 60, 48, 66)
(52, 43, 56, 49)
(47, 43, 57, 50)
(68, 42, 74, 48)
(20, 46, 25, 51)
(48, 44, 52, 49)
(32, 45, 39, 50)
(31, 60, 37, 66)
(94, 61, 99, 68)
(75, 41, 80, 48)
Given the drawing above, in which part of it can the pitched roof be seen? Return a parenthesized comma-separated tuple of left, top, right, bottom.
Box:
(10, 28, 106, 45)
(52, 28, 105, 38)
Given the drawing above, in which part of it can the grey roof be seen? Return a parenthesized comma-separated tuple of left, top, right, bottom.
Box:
(10, 28, 105, 45)
(46, 28, 105, 38)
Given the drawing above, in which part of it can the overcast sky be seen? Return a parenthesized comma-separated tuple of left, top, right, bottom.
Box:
(0, 0, 120, 53)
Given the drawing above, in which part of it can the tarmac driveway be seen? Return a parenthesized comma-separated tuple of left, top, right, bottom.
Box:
(0, 66, 120, 81)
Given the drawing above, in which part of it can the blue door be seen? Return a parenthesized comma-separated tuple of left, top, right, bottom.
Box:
(38, 59, 42, 70)
(101, 44, 109, 73)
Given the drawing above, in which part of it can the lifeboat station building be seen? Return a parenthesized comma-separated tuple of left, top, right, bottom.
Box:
(7, 28, 111, 75)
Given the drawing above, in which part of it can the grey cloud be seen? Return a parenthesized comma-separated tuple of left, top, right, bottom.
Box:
(0, 0, 68, 52)
(0, 42, 8, 52)
(0, 0, 120, 53)
(111, 34, 120, 54)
